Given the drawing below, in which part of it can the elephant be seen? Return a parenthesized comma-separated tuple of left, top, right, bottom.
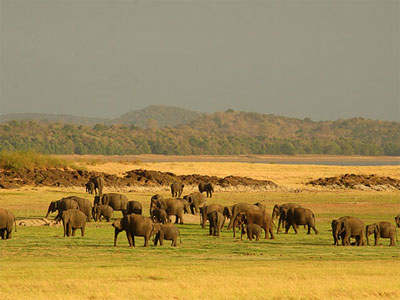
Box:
(92, 204, 113, 222)
(208, 211, 225, 236)
(366, 222, 397, 246)
(112, 214, 154, 247)
(235, 210, 275, 240)
(272, 203, 302, 233)
(198, 182, 214, 198)
(176, 198, 191, 214)
(241, 223, 262, 241)
(170, 183, 184, 198)
(0, 208, 17, 240)
(200, 204, 224, 229)
(127, 200, 142, 215)
(151, 223, 181, 247)
(223, 206, 233, 220)
(285, 207, 318, 235)
(154, 198, 185, 224)
(183, 192, 207, 214)
(331, 216, 365, 246)
(152, 208, 169, 224)
(85, 181, 95, 194)
(227, 203, 263, 237)
(395, 215, 400, 228)
(95, 193, 128, 216)
(64, 196, 92, 222)
(62, 209, 86, 237)
(45, 198, 79, 221)
(150, 194, 164, 218)
(87, 176, 104, 195)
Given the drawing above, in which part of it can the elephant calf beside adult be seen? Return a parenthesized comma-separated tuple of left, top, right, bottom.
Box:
(235, 210, 275, 240)
(200, 204, 224, 228)
(331, 216, 365, 246)
(45, 198, 79, 221)
(0, 208, 17, 240)
(227, 203, 265, 237)
(112, 214, 154, 247)
(208, 211, 225, 236)
(95, 193, 128, 217)
(272, 203, 302, 233)
(64, 196, 92, 222)
(366, 222, 397, 246)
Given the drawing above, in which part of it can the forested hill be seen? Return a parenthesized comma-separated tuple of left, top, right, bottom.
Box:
(0, 110, 399, 155)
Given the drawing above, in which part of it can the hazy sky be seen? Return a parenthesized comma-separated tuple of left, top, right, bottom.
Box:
(1, 0, 399, 121)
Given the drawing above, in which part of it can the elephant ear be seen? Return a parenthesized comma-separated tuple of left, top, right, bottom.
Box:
(374, 224, 380, 234)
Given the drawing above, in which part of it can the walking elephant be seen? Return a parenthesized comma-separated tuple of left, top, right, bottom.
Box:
(87, 176, 104, 195)
(45, 198, 79, 221)
(183, 192, 207, 214)
(366, 222, 397, 246)
(241, 223, 262, 241)
(200, 204, 224, 228)
(170, 183, 184, 198)
(0, 208, 16, 240)
(95, 193, 128, 216)
(93, 204, 113, 222)
(272, 203, 302, 233)
(208, 211, 225, 236)
(235, 210, 275, 240)
(198, 182, 214, 198)
(226, 203, 263, 236)
(155, 198, 185, 224)
(151, 223, 181, 247)
(331, 216, 365, 246)
(62, 209, 86, 237)
(64, 196, 92, 222)
(285, 207, 318, 235)
(112, 214, 154, 247)
(127, 200, 142, 215)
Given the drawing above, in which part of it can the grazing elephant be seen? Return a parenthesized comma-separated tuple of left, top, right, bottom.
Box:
(112, 214, 154, 247)
(366, 222, 397, 246)
(331, 216, 365, 246)
(200, 204, 224, 229)
(127, 200, 142, 215)
(93, 204, 113, 222)
(62, 209, 86, 237)
(227, 203, 263, 236)
(95, 193, 128, 216)
(241, 223, 262, 241)
(170, 183, 184, 198)
(208, 211, 225, 236)
(395, 215, 400, 228)
(285, 207, 318, 235)
(235, 210, 275, 240)
(198, 182, 214, 198)
(183, 192, 207, 214)
(155, 198, 185, 224)
(272, 203, 302, 233)
(88, 176, 104, 195)
(0, 208, 17, 240)
(64, 196, 92, 222)
(151, 223, 181, 247)
(45, 198, 79, 221)
(152, 208, 169, 224)
(85, 181, 95, 194)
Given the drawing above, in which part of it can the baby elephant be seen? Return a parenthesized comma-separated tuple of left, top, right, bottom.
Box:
(62, 209, 86, 237)
(241, 223, 262, 241)
(366, 222, 397, 246)
(151, 223, 181, 247)
(93, 205, 113, 222)
(208, 211, 225, 236)
(152, 208, 169, 224)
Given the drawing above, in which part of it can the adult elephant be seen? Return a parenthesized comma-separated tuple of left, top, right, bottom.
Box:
(208, 211, 225, 236)
(112, 214, 154, 247)
(183, 192, 207, 214)
(366, 222, 397, 246)
(45, 198, 79, 221)
(285, 207, 318, 235)
(395, 215, 400, 228)
(227, 203, 263, 233)
(95, 193, 128, 216)
(200, 204, 224, 229)
(127, 200, 142, 215)
(150, 194, 164, 218)
(272, 203, 302, 233)
(170, 183, 184, 198)
(235, 210, 275, 240)
(0, 208, 17, 240)
(155, 198, 185, 224)
(331, 216, 365, 246)
(85, 181, 95, 194)
(198, 182, 214, 198)
(87, 176, 104, 195)
(176, 198, 191, 214)
(62, 209, 86, 237)
(64, 196, 92, 222)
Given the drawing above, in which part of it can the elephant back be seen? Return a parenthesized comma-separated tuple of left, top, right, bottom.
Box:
(102, 193, 128, 210)
(163, 198, 184, 215)
(126, 214, 153, 236)
(127, 201, 142, 215)
(66, 196, 92, 219)
(338, 216, 365, 235)
(59, 198, 79, 211)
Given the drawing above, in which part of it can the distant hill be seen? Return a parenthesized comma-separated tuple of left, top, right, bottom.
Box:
(0, 109, 399, 156)
(0, 113, 108, 126)
(112, 105, 204, 127)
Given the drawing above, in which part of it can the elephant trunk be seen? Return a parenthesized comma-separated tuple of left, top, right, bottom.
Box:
(45, 207, 51, 218)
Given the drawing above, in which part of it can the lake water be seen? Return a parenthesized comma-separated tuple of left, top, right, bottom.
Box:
(256, 161, 400, 166)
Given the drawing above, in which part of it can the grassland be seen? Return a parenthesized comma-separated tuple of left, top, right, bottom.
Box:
(1, 161, 400, 299)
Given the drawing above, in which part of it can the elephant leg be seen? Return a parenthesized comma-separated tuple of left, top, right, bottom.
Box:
(144, 234, 150, 247)
(178, 213, 184, 224)
(269, 227, 275, 239)
(293, 223, 298, 234)
(209, 224, 213, 236)
(72, 228, 76, 236)
(390, 236, 395, 246)
(264, 226, 268, 239)
(172, 238, 177, 247)
(307, 224, 311, 234)
(159, 233, 164, 246)
(81, 224, 85, 237)
(6, 230, 11, 239)
(126, 231, 133, 247)
(174, 215, 178, 224)
(374, 234, 379, 246)
(343, 232, 351, 246)
(202, 214, 207, 229)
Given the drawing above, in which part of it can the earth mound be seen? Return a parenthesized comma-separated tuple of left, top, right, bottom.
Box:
(307, 174, 400, 191)
(0, 168, 278, 190)
(16, 218, 61, 227)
